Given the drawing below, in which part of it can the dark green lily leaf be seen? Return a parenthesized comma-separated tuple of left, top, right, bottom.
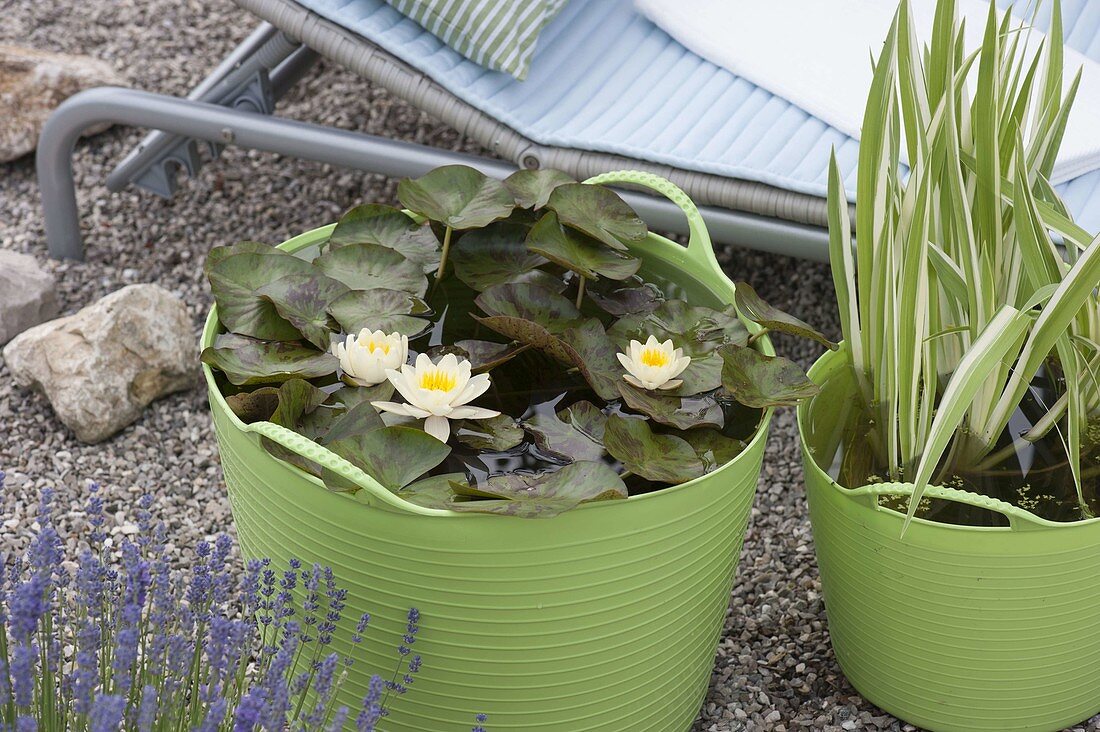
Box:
(201, 334, 338, 386)
(324, 425, 451, 492)
(474, 314, 578, 365)
(609, 300, 749, 359)
(330, 382, 394, 409)
(396, 165, 515, 230)
(734, 281, 838, 350)
(546, 183, 647, 251)
(603, 414, 705, 484)
(475, 283, 581, 333)
(523, 400, 606, 463)
(587, 276, 664, 316)
(454, 414, 525, 451)
(256, 378, 331, 476)
(526, 212, 641, 281)
(226, 387, 281, 423)
(617, 382, 723, 430)
(449, 222, 562, 293)
(681, 428, 746, 473)
(320, 401, 386, 444)
(205, 240, 279, 271)
(558, 318, 622, 400)
(453, 339, 529, 372)
(397, 473, 468, 509)
(329, 204, 440, 273)
(314, 242, 428, 296)
(718, 343, 820, 407)
(504, 169, 575, 209)
(668, 353, 723, 396)
(327, 288, 431, 338)
(256, 273, 349, 350)
(448, 461, 627, 518)
(207, 250, 315, 341)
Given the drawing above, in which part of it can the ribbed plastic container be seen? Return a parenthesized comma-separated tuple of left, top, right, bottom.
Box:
(203, 172, 773, 731)
(798, 346, 1100, 732)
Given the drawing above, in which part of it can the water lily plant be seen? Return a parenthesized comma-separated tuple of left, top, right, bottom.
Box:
(202, 165, 828, 516)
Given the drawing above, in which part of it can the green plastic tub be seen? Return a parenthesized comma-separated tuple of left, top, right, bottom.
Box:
(203, 172, 773, 731)
(798, 346, 1100, 732)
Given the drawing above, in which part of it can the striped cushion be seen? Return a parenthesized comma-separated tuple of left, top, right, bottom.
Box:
(384, 0, 568, 79)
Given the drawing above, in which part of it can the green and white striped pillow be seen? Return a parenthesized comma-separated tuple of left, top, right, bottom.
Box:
(385, 0, 568, 80)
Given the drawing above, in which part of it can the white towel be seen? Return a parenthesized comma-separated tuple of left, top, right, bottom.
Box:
(634, 0, 1100, 184)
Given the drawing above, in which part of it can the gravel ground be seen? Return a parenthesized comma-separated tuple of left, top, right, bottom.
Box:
(1, 2, 1098, 730)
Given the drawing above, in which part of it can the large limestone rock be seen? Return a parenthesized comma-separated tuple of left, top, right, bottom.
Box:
(0, 45, 126, 163)
(2, 284, 196, 443)
(0, 250, 59, 345)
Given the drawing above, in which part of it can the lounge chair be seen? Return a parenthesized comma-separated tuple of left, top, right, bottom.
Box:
(36, 0, 1100, 261)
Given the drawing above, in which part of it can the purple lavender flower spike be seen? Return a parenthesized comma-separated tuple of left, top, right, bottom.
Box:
(472, 712, 489, 732)
(88, 694, 126, 732)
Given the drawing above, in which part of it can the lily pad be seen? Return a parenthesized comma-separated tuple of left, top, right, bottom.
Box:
(397, 165, 515, 230)
(546, 184, 647, 251)
(269, 378, 330, 427)
(205, 240, 279, 270)
(475, 283, 580, 332)
(226, 387, 280, 423)
(718, 344, 820, 407)
(327, 288, 432, 338)
(397, 473, 468, 510)
(329, 204, 440, 273)
(504, 169, 575, 209)
(681, 429, 746, 472)
(325, 425, 451, 492)
(525, 212, 641, 281)
(454, 414, 525, 451)
(453, 340, 529, 372)
(668, 353, 723, 396)
(448, 461, 627, 518)
(609, 300, 748, 359)
(201, 334, 338, 386)
(320, 401, 386, 444)
(734, 282, 838, 350)
(603, 414, 705, 484)
(207, 250, 315, 341)
(449, 222, 562, 292)
(523, 400, 606, 463)
(256, 272, 349, 350)
(314, 242, 428, 296)
(557, 319, 622, 400)
(330, 382, 394, 409)
(587, 276, 663, 316)
(617, 382, 724, 430)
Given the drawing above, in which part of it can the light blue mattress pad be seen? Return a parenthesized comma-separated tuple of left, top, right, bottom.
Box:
(295, 0, 1100, 233)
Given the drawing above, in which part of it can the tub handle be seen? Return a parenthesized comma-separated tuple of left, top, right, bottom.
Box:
(242, 420, 447, 516)
(850, 482, 1050, 531)
(583, 170, 720, 274)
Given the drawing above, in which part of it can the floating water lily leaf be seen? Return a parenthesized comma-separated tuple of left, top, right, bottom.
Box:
(617, 382, 724, 430)
(668, 353, 723, 396)
(256, 378, 330, 476)
(523, 400, 606, 462)
(330, 382, 394, 409)
(587, 276, 664, 316)
(474, 314, 577, 365)
(449, 222, 561, 292)
(256, 273, 349, 350)
(328, 204, 440, 273)
(734, 281, 839, 350)
(314, 242, 428, 296)
(609, 300, 749, 358)
(681, 428, 746, 473)
(207, 250, 315, 341)
(226, 387, 280, 423)
(475, 283, 581, 332)
(603, 414, 705, 484)
(525, 212, 641, 282)
(398, 473, 467, 510)
(448, 461, 627, 517)
(320, 401, 386, 444)
(718, 344, 820, 407)
(454, 415, 525, 451)
(325, 425, 451, 492)
(504, 169, 575, 209)
(201, 334, 338, 386)
(546, 184, 647, 251)
(453, 340, 529, 372)
(327, 288, 431, 338)
(397, 165, 515, 230)
(558, 319, 622, 400)
(205, 240, 279, 271)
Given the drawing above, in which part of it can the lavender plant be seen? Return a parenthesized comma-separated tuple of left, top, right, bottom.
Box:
(0, 473, 483, 731)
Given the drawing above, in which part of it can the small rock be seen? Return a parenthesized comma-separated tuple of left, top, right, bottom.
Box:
(0, 45, 126, 162)
(0, 250, 59, 345)
(2, 284, 195, 443)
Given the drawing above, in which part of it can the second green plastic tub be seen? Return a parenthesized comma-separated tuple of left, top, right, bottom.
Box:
(204, 172, 773, 731)
(799, 346, 1100, 732)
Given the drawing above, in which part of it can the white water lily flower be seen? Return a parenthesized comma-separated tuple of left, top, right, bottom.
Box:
(372, 353, 500, 443)
(617, 335, 691, 391)
(330, 329, 408, 387)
